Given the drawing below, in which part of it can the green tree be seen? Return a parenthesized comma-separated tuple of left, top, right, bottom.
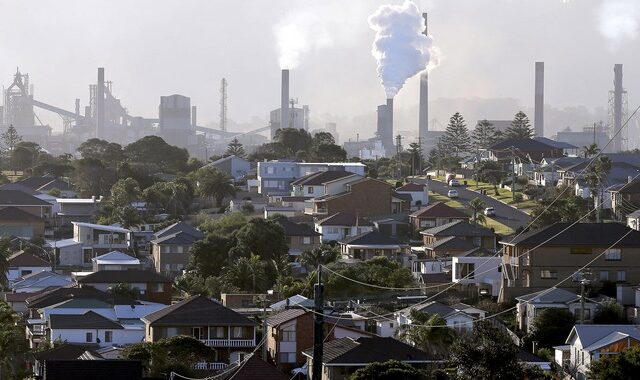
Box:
(505, 111, 534, 140)
(122, 336, 214, 377)
(1, 125, 21, 153)
(10, 141, 40, 171)
(108, 283, 140, 300)
(109, 178, 141, 209)
(198, 212, 248, 236)
(73, 157, 118, 197)
(0, 301, 29, 378)
(299, 245, 340, 271)
(473, 120, 499, 150)
(593, 299, 627, 324)
(188, 234, 234, 278)
(468, 197, 487, 225)
(439, 112, 471, 156)
(582, 143, 601, 159)
(223, 254, 265, 292)
(77, 138, 124, 166)
(225, 138, 246, 158)
(476, 160, 505, 195)
(0, 238, 12, 289)
(232, 218, 288, 261)
(349, 360, 428, 380)
(326, 257, 415, 298)
(196, 167, 236, 208)
(407, 142, 424, 176)
(143, 181, 193, 216)
(585, 155, 612, 220)
(274, 128, 313, 156)
(396, 310, 456, 358)
(529, 185, 588, 228)
(124, 136, 189, 173)
(589, 345, 640, 380)
(449, 321, 526, 380)
(248, 142, 288, 161)
(529, 308, 575, 349)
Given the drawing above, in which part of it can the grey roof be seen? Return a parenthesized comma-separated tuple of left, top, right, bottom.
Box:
(339, 231, 404, 246)
(266, 308, 307, 327)
(0, 206, 45, 223)
(154, 222, 204, 240)
(142, 295, 256, 326)
(275, 218, 321, 237)
(291, 170, 357, 186)
(516, 288, 579, 303)
(152, 231, 201, 245)
(421, 220, 495, 237)
(302, 336, 435, 364)
(567, 325, 640, 350)
(502, 223, 640, 247)
(8, 250, 50, 267)
(396, 183, 426, 192)
(490, 138, 559, 151)
(0, 183, 41, 195)
(316, 212, 374, 227)
(419, 273, 450, 284)
(627, 210, 640, 218)
(414, 301, 459, 318)
(533, 137, 578, 150)
(425, 236, 478, 252)
(49, 311, 123, 330)
(16, 176, 73, 191)
(78, 270, 172, 284)
(410, 202, 469, 219)
(0, 190, 53, 206)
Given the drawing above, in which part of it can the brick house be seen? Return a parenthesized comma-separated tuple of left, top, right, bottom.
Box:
(76, 270, 173, 304)
(500, 223, 640, 302)
(420, 221, 496, 252)
(307, 177, 409, 218)
(611, 180, 640, 220)
(409, 202, 470, 230)
(274, 218, 321, 261)
(314, 213, 375, 243)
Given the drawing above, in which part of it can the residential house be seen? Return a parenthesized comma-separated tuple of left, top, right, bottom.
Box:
(534, 156, 586, 187)
(559, 161, 639, 201)
(92, 250, 141, 271)
(500, 223, 640, 302)
(4, 291, 42, 314)
(257, 161, 366, 196)
(76, 270, 172, 304)
(373, 218, 409, 238)
(421, 221, 497, 252)
(14, 175, 77, 198)
(488, 138, 563, 166)
(11, 271, 73, 293)
(205, 155, 251, 181)
(561, 325, 640, 379)
(150, 221, 204, 278)
(627, 210, 640, 231)
(409, 202, 470, 230)
(302, 336, 437, 380)
(314, 213, 374, 243)
(219, 355, 288, 380)
(610, 180, 640, 220)
(54, 197, 102, 226)
(30, 344, 103, 379)
(50, 222, 131, 268)
(0, 206, 46, 239)
(307, 177, 409, 218)
(25, 286, 115, 319)
(142, 295, 258, 365)
(291, 170, 361, 198)
(451, 248, 502, 297)
(48, 311, 142, 347)
(395, 183, 429, 209)
(396, 301, 477, 335)
(274, 218, 321, 261)
(338, 231, 410, 266)
(516, 288, 600, 332)
(266, 309, 371, 370)
(533, 137, 579, 156)
(7, 250, 52, 284)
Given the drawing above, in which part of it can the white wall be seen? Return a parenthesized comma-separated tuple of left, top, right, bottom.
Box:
(50, 328, 144, 347)
(452, 256, 501, 297)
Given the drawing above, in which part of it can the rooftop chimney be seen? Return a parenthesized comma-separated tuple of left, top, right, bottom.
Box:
(534, 62, 544, 137)
(613, 64, 623, 152)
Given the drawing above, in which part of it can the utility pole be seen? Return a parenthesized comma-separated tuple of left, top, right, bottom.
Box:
(511, 146, 517, 202)
(262, 297, 268, 361)
(396, 135, 403, 179)
(579, 269, 591, 324)
(417, 136, 422, 176)
(312, 265, 324, 380)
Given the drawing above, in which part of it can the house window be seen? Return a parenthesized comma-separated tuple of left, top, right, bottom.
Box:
(600, 271, 609, 281)
(105, 331, 113, 343)
(605, 248, 621, 261)
(281, 330, 296, 342)
(307, 187, 314, 194)
(267, 166, 275, 174)
(192, 327, 204, 340)
(279, 352, 296, 363)
(389, 323, 394, 328)
(618, 271, 626, 282)
(177, 246, 184, 253)
(83, 249, 93, 264)
(86, 332, 93, 342)
(303, 237, 311, 245)
(540, 270, 558, 279)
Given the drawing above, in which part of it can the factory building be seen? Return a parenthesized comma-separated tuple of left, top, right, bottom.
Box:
(158, 95, 197, 149)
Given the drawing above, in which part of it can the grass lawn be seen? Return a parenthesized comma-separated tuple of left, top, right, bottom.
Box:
(429, 191, 515, 236)
(441, 178, 537, 212)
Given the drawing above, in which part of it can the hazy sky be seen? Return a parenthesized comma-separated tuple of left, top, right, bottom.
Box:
(0, 0, 638, 138)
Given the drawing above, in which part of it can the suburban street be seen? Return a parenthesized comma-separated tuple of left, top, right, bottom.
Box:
(426, 179, 531, 230)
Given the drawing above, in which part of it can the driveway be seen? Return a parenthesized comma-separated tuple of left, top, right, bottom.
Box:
(426, 179, 530, 230)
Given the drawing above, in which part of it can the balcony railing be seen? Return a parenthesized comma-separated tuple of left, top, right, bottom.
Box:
(194, 362, 229, 370)
(201, 339, 255, 347)
(28, 325, 45, 336)
(509, 256, 519, 266)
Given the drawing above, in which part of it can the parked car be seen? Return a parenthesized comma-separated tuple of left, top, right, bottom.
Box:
(484, 207, 496, 216)
(449, 179, 461, 187)
(447, 189, 459, 198)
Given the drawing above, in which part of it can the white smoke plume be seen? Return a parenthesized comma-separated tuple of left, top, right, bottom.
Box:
(597, 0, 640, 47)
(368, 0, 433, 99)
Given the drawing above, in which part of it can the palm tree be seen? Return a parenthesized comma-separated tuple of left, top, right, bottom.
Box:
(223, 254, 264, 293)
(468, 197, 487, 225)
(585, 155, 612, 221)
(582, 143, 600, 159)
(299, 245, 340, 270)
(0, 238, 11, 290)
(196, 167, 236, 207)
(396, 310, 456, 358)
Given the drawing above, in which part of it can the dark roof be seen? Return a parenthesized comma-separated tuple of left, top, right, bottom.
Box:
(421, 220, 495, 237)
(291, 170, 357, 186)
(5, 291, 42, 302)
(78, 270, 172, 284)
(303, 336, 435, 364)
(42, 360, 142, 380)
(16, 175, 69, 190)
(0, 206, 45, 223)
(49, 311, 123, 329)
(415, 301, 457, 317)
(490, 138, 559, 151)
(154, 221, 204, 240)
(223, 355, 288, 380)
(275, 218, 321, 237)
(396, 183, 426, 192)
(339, 231, 403, 246)
(0, 190, 52, 206)
(142, 295, 256, 326)
(503, 223, 640, 247)
(517, 349, 549, 363)
(266, 308, 307, 326)
(410, 202, 469, 219)
(419, 273, 451, 284)
(26, 286, 108, 309)
(392, 191, 412, 202)
(32, 344, 99, 361)
(0, 183, 41, 195)
(316, 212, 374, 227)
(425, 236, 478, 251)
(533, 137, 578, 150)
(614, 180, 640, 194)
(152, 231, 201, 245)
(8, 250, 50, 267)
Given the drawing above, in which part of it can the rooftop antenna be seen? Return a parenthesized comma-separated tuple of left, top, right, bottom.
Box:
(219, 78, 228, 132)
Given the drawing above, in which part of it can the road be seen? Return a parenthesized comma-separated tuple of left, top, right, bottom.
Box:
(426, 179, 530, 230)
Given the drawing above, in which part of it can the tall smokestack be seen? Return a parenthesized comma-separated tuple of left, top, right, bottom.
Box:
(534, 62, 544, 137)
(418, 13, 429, 145)
(96, 67, 105, 139)
(281, 69, 290, 130)
(613, 64, 623, 152)
(75, 99, 80, 117)
(386, 98, 394, 156)
(191, 105, 197, 127)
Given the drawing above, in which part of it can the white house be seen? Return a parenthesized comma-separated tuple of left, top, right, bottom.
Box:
(92, 251, 141, 271)
(393, 301, 478, 337)
(7, 251, 52, 284)
(49, 222, 131, 268)
(395, 183, 429, 209)
(314, 212, 374, 243)
(561, 325, 640, 379)
(451, 251, 502, 297)
(48, 311, 144, 347)
(205, 155, 251, 181)
(627, 210, 640, 231)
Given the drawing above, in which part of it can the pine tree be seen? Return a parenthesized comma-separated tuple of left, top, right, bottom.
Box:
(407, 142, 424, 175)
(440, 112, 471, 156)
(472, 120, 498, 149)
(505, 111, 534, 140)
(1, 125, 22, 152)
(225, 138, 246, 158)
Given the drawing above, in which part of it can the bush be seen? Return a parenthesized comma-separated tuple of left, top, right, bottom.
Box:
(240, 202, 255, 214)
(514, 193, 523, 202)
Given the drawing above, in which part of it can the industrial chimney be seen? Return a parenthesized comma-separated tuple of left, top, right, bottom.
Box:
(534, 62, 544, 137)
(96, 67, 105, 139)
(418, 13, 429, 146)
(613, 64, 623, 152)
(191, 105, 197, 127)
(281, 69, 290, 131)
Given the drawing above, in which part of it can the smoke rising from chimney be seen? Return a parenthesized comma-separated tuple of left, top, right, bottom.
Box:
(368, 1, 434, 99)
(597, 0, 640, 47)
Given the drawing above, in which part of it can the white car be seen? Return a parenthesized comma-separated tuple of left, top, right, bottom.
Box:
(484, 207, 496, 216)
(449, 179, 461, 187)
(447, 189, 459, 198)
